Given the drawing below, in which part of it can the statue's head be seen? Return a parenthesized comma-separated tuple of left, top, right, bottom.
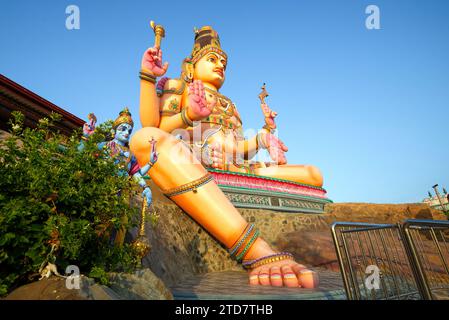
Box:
(182, 26, 227, 89)
(113, 107, 134, 144)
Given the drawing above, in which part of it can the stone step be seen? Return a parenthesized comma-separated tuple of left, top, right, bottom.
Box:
(169, 270, 347, 300)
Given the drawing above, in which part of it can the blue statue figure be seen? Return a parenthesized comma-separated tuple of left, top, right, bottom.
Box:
(80, 108, 158, 207)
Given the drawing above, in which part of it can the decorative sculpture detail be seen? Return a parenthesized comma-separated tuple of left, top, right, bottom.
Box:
(80, 108, 158, 249)
(129, 23, 321, 288)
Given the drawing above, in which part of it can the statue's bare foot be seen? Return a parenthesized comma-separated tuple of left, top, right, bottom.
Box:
(248, 260, 319, 288)
(244, 239, 319, 288)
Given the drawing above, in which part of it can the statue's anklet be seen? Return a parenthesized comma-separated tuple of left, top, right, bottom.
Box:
(229, 225, 260, 262)
(228, 224, 250, 255)
(242, 252, 294, 270)
(228, 224, 253, 257)
(235, 229, 260, 262)
(162, 173, 213, 197)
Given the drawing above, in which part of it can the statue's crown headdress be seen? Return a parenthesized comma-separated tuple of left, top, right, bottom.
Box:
(190, 26, 227, 64)
(113, 107, 134, 129)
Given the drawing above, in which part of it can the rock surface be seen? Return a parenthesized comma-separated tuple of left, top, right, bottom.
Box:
(4, 277, 87, 300)
(4, 269, 173, 300)
(108, 269, 173, 300)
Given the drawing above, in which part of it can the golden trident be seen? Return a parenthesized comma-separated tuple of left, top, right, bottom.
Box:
(150, 20, 165, 49)
(258, 83, 269, 104)
(258, 83, 277, 133)
(131, 196, 151, 259)
(131, 137, 157, 259)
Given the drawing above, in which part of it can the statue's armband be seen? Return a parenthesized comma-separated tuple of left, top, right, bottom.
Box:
(159, 79, 185, 117)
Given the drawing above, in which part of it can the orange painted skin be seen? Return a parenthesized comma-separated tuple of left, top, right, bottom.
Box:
(130, 40, 321, 288)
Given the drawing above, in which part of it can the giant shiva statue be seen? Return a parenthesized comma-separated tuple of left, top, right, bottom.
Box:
(130, 23, 322, 288)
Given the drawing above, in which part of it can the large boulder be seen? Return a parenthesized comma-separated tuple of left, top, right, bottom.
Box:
(3, 269, 173, 300)
(108, 269, 173, 300)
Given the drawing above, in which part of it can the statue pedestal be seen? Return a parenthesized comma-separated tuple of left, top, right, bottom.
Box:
(208, 169, 332, 214)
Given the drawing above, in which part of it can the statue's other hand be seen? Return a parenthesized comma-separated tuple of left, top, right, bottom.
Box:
(187, 80, 211, 120)
(122, 151, 130, 158)
(261, 103, 277, 130)
(82, 118, 96, 137)
(202, 142, 224, 169)
(141, 47, 169, 77)
(142, 187, 153, 206)
(149, 151, 159, 165)
(264, 133, 288, 165)
(156, 77, 169, 95)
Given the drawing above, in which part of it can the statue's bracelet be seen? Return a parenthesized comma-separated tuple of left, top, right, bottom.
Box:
(181, 108, 199, 127)
(139, 70, 157, 84)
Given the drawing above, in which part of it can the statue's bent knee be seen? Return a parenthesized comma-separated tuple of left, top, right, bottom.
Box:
(308, 165, 324, 187)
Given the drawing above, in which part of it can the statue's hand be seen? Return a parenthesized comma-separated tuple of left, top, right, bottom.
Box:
(201, 142, 224, 169)
(121, 150, 130, 158)
(156, 77, 169, 96)
(261, 132, 288, 165)
(261, 103, 277, 131)
(149, 137, 158, 165)
(142, 187, 152, 207)
(141, 47, 169, 77)
(82, 115, 96, 137)
(187, 80, 212, 121)
(149, 150, 159, 165)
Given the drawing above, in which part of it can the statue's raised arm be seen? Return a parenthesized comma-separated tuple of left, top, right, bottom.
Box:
(139, 21, 169, 128)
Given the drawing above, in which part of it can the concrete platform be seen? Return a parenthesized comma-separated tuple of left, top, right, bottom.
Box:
(170, 270, 346, 300)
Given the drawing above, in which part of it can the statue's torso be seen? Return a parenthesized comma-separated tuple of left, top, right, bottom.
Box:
(160, 79, 253, 173)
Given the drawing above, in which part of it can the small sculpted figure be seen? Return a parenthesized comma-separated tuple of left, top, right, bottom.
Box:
(80, 108, 158, 207)
(130, 25, 320, 288)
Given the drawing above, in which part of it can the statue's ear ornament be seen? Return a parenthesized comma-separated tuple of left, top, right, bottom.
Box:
(181, 58, 194, 83)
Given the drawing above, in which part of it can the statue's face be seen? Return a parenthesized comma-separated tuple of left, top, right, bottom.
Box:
(115, 123, 132, 144)
(193, 52, 227, 89)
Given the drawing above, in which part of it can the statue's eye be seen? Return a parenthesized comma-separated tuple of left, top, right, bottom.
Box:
(208, 57, 215, 63)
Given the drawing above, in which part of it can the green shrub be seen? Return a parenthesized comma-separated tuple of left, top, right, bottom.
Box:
(0, 112, 140, 296)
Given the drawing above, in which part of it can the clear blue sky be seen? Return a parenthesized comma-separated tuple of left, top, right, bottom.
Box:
(1, 0, 448, 204)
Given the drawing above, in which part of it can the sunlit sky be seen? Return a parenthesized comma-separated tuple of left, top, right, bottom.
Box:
(1, 0, 448, 203)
